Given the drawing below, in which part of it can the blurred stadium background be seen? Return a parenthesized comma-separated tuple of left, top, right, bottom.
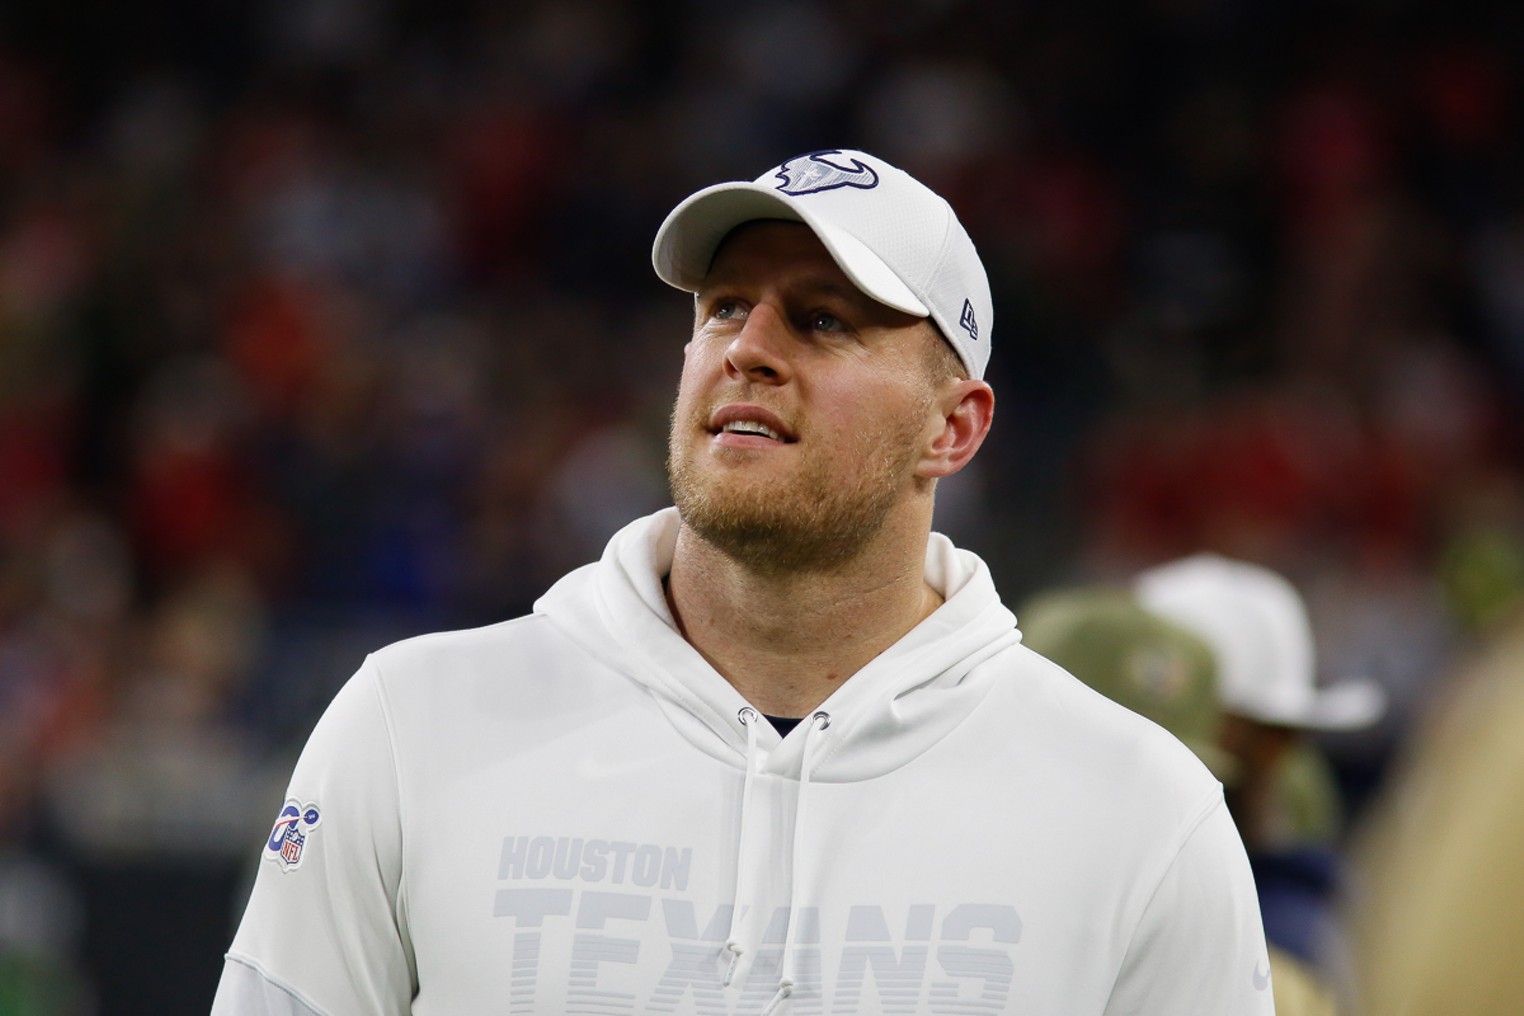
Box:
(1, 0, 1521, 1012)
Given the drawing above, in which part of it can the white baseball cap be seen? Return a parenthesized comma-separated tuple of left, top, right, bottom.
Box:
(651, 148, 993, 380)
(1135, 553, 1387, 730)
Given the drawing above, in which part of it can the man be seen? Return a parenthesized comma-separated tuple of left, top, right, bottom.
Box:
(1135, 555, 1384, 855)
(212, 150, 1273, 1014)
(1135, 554, 1383, 968)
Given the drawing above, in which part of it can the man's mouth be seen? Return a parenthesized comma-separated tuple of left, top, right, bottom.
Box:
(720, 420, 783, 441)
(708, 405, 797, 443)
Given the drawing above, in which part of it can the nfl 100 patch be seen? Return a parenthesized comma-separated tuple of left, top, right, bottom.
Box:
(264, 799, 323, 872)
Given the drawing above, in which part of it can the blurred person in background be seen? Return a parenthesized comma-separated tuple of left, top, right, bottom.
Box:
(1134, 554, 1386, 997)
(0, 697, 94, 1015)
(210, 149, 1272, 1014)
(0, 514, 107, 1014)
(1343, 484, 1524, 1015)
(1022, 585, 1339, 1015)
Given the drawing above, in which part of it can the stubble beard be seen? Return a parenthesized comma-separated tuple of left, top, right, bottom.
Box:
(667, 398, 930, 576)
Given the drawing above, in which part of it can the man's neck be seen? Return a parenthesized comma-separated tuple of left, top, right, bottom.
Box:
(664, 518, 944, 718)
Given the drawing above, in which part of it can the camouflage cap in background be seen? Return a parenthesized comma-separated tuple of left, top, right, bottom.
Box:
(1020, 587, 1237, 783)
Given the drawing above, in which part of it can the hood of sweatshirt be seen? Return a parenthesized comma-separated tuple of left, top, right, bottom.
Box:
(534, 507, 1022, 783)
(535, 508, 1025, 1006)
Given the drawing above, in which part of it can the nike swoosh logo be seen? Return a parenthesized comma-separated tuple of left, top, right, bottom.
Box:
(1253, 960, 1271, 991)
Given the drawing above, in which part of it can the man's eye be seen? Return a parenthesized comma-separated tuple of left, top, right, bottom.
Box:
(712, 299, 745, 320)
(810, 311, 845, 332)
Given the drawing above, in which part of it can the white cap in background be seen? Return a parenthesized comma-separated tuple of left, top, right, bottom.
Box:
(1136, 553, 1386, 730)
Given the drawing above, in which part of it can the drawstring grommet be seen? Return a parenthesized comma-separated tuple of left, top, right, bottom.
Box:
(738, 706, 760, 727)
(811, 710, 831, 730)
(720, 938, 744, 986)
(759, 979, 794, 1016)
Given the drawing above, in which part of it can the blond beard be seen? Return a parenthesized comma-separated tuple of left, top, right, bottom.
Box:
(667, 398, 931, 575)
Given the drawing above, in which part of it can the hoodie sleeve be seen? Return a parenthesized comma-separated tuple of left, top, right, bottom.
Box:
(1103, 792, 1276, 1016)
(212, 657, 415, 1015)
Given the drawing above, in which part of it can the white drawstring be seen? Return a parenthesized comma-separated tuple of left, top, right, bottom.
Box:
(720, 706, 762, 986)
(764, 709, 830, 1015)
(759, 981, 794, 1016)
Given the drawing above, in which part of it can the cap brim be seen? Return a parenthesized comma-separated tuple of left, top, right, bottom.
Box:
(1248, 677, 1388, 731)
(651, 182, 929, 317)
(1303, 677, 1387, 730)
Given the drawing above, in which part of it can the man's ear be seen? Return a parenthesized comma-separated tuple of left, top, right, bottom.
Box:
(917, 380, 994, 480)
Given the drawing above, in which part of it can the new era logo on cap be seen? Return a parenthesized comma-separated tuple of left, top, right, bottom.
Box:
(651, 148, 994, 379)
(959, 299, 979, 341)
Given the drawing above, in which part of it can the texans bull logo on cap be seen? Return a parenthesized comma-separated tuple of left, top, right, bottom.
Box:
(773, 150, 881, 196)
(652, 147, 995, 380)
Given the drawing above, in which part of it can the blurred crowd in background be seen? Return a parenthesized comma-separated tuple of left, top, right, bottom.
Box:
(1, 0, 1522, 1012)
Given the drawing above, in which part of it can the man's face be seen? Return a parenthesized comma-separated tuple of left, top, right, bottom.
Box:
(667, 221, 950, 573)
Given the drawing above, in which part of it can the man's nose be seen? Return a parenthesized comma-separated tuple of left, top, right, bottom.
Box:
(723, 303, 794, 384)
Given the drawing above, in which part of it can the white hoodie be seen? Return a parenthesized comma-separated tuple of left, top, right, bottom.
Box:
(213, 508, 1275, 1015)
